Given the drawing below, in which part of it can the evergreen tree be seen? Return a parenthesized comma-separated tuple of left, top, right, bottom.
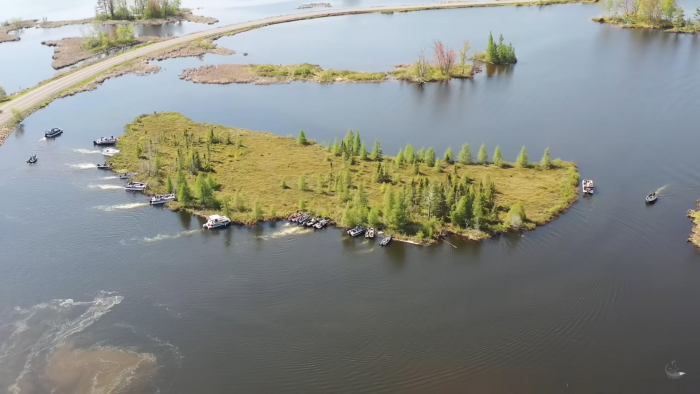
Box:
(516, 146, 529, 168)
(425, 147, 437, 167)
(390, 190, 409, 231)
(383, 185, 395, 222)
(353, 182, 369, 208)
(208, 128, 217, 144)
(540, 148, 551, 169)
(486, 31, 499, 64)
(195, 173, 214, 206)
(404, 144, 415, 164)
(450, 196, 472, 229)
(395, 148, 405, 167)
(506, 201, 527, 229)
(443, 146, 454, 163)
(297, 130, 307, 145)
(497, 34, 508, 64)
(493, 146, 504, 167)
(413, 161, 420, 175)
(472, 189, 484, 229)
(177, 181, 192, 207)
(298, 174, 307, 191)
(371, 140, 383, 161)
(343, 129, 354, 154)
(359, 143, 368, 160)
(332, 138, 342, 156)
(368, 207, 382, 228)
(222, 198, 231, 218)
(416, 147, 425, 163)
(429, 182, 449, 220)
(165, 176, 173, 193)
(353, 131, 362, 155)
(253, 200, 263, 221)
(477, 143, 488, 164)
(458, 143, 473, 165)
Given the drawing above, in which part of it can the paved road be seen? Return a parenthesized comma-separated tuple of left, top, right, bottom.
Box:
(0, 0, 546, 127)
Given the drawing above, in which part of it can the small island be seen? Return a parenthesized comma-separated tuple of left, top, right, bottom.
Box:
(108, 113, 579, 243)
(593, 1, 700, 33)
(689, 200, 700, 248)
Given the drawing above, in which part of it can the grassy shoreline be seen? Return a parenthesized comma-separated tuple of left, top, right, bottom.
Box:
(109, 113, 579, 244)
(688, 201, 700, 248)
(592, 16, 699, 33)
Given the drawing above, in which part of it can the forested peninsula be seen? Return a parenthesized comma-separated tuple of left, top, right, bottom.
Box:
(109, 113, 579, 243)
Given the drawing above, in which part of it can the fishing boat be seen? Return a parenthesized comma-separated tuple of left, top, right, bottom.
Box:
(119, 172, 137, 179)
(348, 226, 365, 237)
(665, 361, 685, 379)
(297, 214, 310, 225)
(315, 218, 330, 229)
(44, 128, 63, 138)
(288, 212, 299, 222)
(306, 217, 320, 227)
(124, 181, 147, 191)
(582, 179, 594, 195)
(96, 162, 113, 169)
(380, 235, 392, 246)
(150, 193, 176, 205)
(26, 155, 37, 164)
(646, 192, 658, 204)
(102, 148, 120, 156)
(203, 214, 231, 229)
(93, 136, 118, 146)
(365, 227, 375, 239)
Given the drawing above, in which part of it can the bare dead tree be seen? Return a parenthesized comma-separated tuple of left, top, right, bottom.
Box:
(416, 48, 428, 83)
(457, 40, 470, 75)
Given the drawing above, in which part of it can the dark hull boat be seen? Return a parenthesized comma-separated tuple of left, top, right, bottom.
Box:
(646, 192, 657, 204)
(93, 137, 118, 146)
(96, 163, 113, 169)
(380, 235, 392, 246)
(26, 155, 37, 164)
(45, 128, 63, 138)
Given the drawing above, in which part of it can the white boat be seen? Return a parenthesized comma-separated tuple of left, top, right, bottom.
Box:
(582, 179, 594, 195)
(124, 181, 147, 191)
(314, 218, 329, 229)
(93, 136, 118, 146)
(666, 361, 685, 379)
(347, 226, 365, 237)
(203, 214, 231, 229)
(380, 235, 392, 246)
(149, 193, 176, 205)
(119, 172, 137, 179)
(365, 227, 375, 238)
(102, 148, 121, 156)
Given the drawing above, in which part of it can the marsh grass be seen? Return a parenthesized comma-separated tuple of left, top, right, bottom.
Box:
(249, 64, 387, 83)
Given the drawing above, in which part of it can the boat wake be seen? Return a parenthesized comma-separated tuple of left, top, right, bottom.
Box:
(95, 202, 148, 211)
(67, 163, 96, 169)
(1, 292, 126, 394)
(72, 148, 102, 155)
(141, 229, 202, 243)
(654, 184, 670, 195)
(257, 226, 314, 240)
(101, 175, 119, 180)
(37, 137, 46, 142)
(88, 184, 122, 190)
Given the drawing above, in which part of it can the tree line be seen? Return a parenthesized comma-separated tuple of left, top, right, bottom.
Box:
(482, 32, 517, 65)
(95, 0, 183, 20)
(602, 0, 700, 30)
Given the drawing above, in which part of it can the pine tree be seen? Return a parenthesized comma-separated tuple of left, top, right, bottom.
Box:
(177, 181, 192, 207)
(472, 189, 484, 229)
(253, 200, 263, 221)
(497, 34, 508, 64)
(443, 146, 454, 163)
(540, 148, 551, 170)
(404, 144, 415, 164)
(390, 190, 408, 231)
(493, 146, 504, 167)
(516, 146, 529, 168)
(413, 161, 420, 175)
(395, 148, 405, 167)
(298, 174, 307, 191)
(343, 129, 354, 154)
(383, 185, 395, 222)
(506, 201, 527, 229)
(359, 143, 368, 160)
(371, 140, 383, 161)
(450, 196, 472, 229)
(353, 131, 362, 155)
(332, 138, 341, 156)
(458, 143, 473, 165)
(416, 147, 425, 163)
(354, 182, 369, 208)
(425, 147, 436, 167)
(429, 183, 449, 220)
(477, 143, 488, 165)
(165, 176, 173, 193)
(368, 207, 382, 228)
(486, 31, 499, 64)
(297, 130, 307, 145)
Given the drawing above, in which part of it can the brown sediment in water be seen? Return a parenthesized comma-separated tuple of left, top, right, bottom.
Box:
(16, 342, 156, 394)
(42, 36, 161, 69)
(688, 200, 700, 248)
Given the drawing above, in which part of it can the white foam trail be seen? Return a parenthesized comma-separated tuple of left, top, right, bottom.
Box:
(88, 184, 122, 190)
(655, 184, 670, 194)
(257, 226, 313, 240)
(73, 148, 101, 154)
(141, 229, 202, 243)
(68, 163, 96, 169)
(5, 292, 124, 394)
(37, 137, 46, 142)
(101, 176, 119, 180)
(95, 202, 148, 211)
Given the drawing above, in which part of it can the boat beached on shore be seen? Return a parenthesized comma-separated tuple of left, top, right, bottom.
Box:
(203, 214, 231, 229)
(124, 181, 147, 191)
(150, 193, 176, 205)
(119, 172, 137, 179)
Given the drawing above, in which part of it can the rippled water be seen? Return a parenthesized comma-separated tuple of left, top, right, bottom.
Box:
(1, 3, 700, 393)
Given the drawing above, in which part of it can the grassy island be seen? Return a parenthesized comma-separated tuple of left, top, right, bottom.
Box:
(594, 2, 700, 33)
(109, 113, 579, 243)
(689, 201, 700, 248)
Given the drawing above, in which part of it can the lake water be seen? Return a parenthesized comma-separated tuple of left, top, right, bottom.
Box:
(1, 3, 700, 393)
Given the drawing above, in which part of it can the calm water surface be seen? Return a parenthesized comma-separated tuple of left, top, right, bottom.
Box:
(1, 4, 700, 393)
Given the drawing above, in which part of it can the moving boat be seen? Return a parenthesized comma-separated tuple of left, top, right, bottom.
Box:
(45, 128, 63, 138)
(665, 361, 685, 379)
(102, 148, 120, 156)
(203, 214, 231, 229)
(150, 193, 176, 205)
(646, 192, 657, 204)
(119, 172, 137, 179)
(582, 179, 594, 195)
(365, 227, 375, 239)
(380, 235, 392, 246)
(96, 162, 113, 169)
(347, 226, 365, 237)
(93, 136, 118, 146)
(26, 155, 38, 164)
(124, 181, 147, 191)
